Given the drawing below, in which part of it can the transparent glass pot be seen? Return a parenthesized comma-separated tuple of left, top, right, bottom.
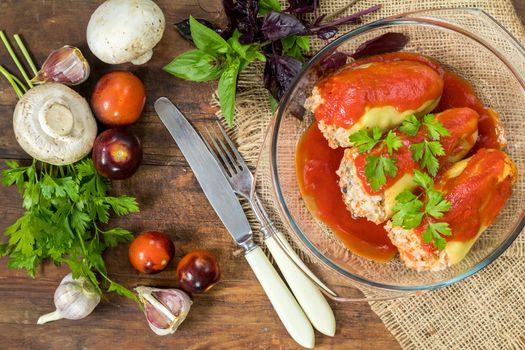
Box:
(255, 8, 525, 301)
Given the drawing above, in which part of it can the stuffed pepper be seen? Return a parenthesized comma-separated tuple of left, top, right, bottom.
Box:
(386, 148, 517, 271)
(305, 60, 444, 148)
(337, 107, 479, 224)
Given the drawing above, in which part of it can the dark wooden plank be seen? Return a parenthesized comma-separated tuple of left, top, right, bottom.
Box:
(2, 1, 523, 350)
(0, 0, 402, 331)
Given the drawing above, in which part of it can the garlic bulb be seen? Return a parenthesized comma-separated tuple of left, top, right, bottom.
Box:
(37, 273, 101, 324)
(32, 46, 90, 86)
(135, 286, 192, 336)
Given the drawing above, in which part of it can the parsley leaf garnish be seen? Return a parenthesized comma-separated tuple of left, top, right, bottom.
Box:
(349, 128, 403, 191)
(349, 127, 383, 153)
(364, 155, 398, 192)
(392, 169, 452, 250)
(400, 114, 450, 177)
(423, 114, 449, 140)
(1, 159, 140, 300)
(399, 114, 420, 136)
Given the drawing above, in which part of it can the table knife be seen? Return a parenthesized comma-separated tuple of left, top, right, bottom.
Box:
(154, 97, 315, 349)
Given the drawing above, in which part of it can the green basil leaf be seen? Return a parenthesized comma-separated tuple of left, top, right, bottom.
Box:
(259, 0, 281, 15)
(190, 16, 230, 54)
(163, 50, 225, 82)
(228, 30, 266, 66)
(228, 30, 250, 59)
(218, 58, 241, 127)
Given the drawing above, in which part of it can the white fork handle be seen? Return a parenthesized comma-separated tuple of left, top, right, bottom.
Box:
(265, 232, 336, 336)
(245, 246, 315, 349)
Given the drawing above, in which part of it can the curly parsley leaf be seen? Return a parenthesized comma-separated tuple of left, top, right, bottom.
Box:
(384, 130, 403, 155)
(425, 190, 451, 219)
(399, 114, 421, 136)
(349, 127, 383, 153)
(423, 114, 450, 140)
(410, 139, 445, 176)
(422, 222, 452, 250)
(364, 155, 398, 192)
(350, 128, 403, 191)
(1, 159, 139, 301)
(391, 191, 425, 229)
(392, 170, 452, 250)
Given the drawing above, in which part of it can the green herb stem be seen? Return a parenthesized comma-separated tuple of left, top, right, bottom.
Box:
(0, 30, 33, 88)
(13, 34, 38, 76)
(0, 65, 24, 98)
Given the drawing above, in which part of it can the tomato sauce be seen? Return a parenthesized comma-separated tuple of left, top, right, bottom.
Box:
(314, 60, 444, 129)
(296, 52, 510, 261)
(353, 108, 479, 195)
(296, 124, 397, 262)
(435, 71, 507, 151)
(416, 149, 515, 246)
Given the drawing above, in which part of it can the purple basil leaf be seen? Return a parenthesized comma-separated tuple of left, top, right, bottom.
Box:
(285, 0, 319, 13)
(262, 11, 309, 41)
(263, 54, 303, 100)
(175, 18, 223, 43)
(316, 26, 337, 40)
(314, 4, 381, 30)
(351, 32, 410, 59)
(319, 52, 348, 72)
(222, 0, 261, 44)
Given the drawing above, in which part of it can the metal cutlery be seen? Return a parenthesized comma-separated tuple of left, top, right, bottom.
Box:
(203, 122, 336, 337)
(154, 97, 315, 349)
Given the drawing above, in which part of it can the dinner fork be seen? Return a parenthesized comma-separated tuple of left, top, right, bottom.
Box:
(203, 122, 336, 337)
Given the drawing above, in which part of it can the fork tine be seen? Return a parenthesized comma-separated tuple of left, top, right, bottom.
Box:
(216, 121, 248, 170)
(202, 130, 227, 174)
(204, 127, 235, 177)
(210, 125, 241, 172)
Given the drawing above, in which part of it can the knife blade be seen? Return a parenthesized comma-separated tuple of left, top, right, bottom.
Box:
(154, 97, 315, 348)
(154, 97, 253, 250)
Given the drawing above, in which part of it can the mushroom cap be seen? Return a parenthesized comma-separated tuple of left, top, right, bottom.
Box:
(13, 83, 97, 165)
(86, 0, 165, 65)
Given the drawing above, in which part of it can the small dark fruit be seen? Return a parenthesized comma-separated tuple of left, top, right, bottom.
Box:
(129, 231, 175, 274)
(92, 128, 142, 180)
(176, 250, 220, 294)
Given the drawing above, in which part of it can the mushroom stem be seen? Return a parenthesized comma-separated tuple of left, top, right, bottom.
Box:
(130, 50, 153, 65)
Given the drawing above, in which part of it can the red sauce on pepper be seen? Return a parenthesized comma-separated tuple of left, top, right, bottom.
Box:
(296, 52, 511, 260)
(346, 52, 445, 77)
(353, 108, 479, 195)
(296, 124, 397, 262)
(416, 149, 515, 246)
(436, 71, 507, 151)
(314, 60, 444, 129)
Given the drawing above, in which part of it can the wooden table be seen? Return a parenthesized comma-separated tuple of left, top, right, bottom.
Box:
(1, 1, 523, 349)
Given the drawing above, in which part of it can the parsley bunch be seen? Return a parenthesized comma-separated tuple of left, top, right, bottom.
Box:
(392, 170, 452, 250)
(0, 159, 139, 301)
(400, 114, 449, 176)
(349, 127, 403, 191)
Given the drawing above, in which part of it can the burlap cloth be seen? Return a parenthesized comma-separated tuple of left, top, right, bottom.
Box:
(213, 1, 525, 348)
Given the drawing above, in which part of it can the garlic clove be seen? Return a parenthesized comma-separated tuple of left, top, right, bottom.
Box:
(135, 286, 192, 336)
(33, 46, 90, 86)
(37, 273, 101, 325)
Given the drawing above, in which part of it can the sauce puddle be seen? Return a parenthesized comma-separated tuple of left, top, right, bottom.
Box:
(295, 124, 397, 262)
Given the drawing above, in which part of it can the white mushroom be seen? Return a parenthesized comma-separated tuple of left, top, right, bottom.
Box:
(13, 83, 97, 165)
(86, 0, 165, 65)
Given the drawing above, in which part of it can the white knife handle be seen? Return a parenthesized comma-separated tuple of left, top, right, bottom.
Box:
(245, 246, 315, 349)
(265, 233, 336, 337)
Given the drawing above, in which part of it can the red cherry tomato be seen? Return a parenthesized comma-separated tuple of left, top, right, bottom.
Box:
(176, 250, 220, 294)
(91, 71, 146, 127)
(129, 231, 175, 274)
